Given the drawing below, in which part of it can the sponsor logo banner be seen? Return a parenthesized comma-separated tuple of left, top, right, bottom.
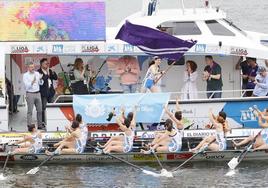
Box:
(81, 44, 104, 53)
(10, 45, 30, 53)
(106, 44, 119, 53)
(33, 45, 47, 53)
(230, 47, 248, 56)
(73, 93, 170, 124)
(195, 44, 206, 53)
(20, 154, 38, 161)
(167, 153, 193, 160)
(52, 44, 64, 53)
(133, 154, 164, 161)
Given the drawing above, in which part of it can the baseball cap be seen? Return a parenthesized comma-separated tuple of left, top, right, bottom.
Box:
(257, 66, 267, 73)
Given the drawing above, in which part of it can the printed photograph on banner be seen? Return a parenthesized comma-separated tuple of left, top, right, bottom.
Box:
(0, 2, 105, 41)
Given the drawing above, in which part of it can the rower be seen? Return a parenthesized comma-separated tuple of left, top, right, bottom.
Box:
(141, 118, 182, 154)
(189, 109, 230, 152)
(46, 120, 83, 155)
(233, 108, 268, 151)
(147, 99, 183, 148)
(11, 124, 43, 154)
(99, 106, 136, 153)
(54, 114, 88, 149)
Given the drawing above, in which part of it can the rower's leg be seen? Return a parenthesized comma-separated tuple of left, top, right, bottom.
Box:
(155, 146, 168, 152)
(13, 147, 31, 154)
(103, 136, 123, 147)
(253, 144, 268, 151)
(233, 135, 254, 147)
(61, 148, 77, 154)
(191, 136, 214, 151)
(151, 134, 162, 146)
(54, 141, 63, 147)
(104, 145, 124, 153)
(207, 143, 220, 151)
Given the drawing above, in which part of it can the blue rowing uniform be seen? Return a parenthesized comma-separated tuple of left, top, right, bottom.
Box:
(143, 67, 156, 89)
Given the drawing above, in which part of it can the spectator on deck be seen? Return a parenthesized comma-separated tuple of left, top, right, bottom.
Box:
(5, 77, 20, 114)
(203, 56, 223, 98)
(235, 57, 251, 95)
(71, 58, 89, 95)
(38, 58, 58, 125)
(116, 56, 140, 93)
(23, 62, 44, 130)
(181, 60, 198, 100)
(253, 66, 268, 97)
(245, 57, 258, 97)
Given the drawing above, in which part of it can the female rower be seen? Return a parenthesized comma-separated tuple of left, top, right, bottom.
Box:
(141, 56, 164, 93)
(141, 118, 182, 154)
(189, 109, 230, 152)
(147, 99, 183, 148)
(11, 124, 43, 154)
(100, 106, 136, 153)
(46, 120, 83, 155)
(232, 108, 268, 151)
(54, 114, 88, 149)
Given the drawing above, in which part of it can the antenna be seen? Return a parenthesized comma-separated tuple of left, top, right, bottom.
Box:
(179, 0, 185, 14)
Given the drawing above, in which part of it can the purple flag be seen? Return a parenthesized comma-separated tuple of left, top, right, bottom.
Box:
(115, 21, 197, 60)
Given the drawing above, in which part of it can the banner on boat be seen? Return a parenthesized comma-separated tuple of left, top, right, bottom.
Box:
(73, 93, 170, 124)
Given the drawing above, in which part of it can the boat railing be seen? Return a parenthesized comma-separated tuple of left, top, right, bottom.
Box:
(52, 89, 255, 104)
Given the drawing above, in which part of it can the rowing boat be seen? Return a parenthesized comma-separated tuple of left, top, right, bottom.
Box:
(0, 149, 267, 164)
(0, 131, 266, 165)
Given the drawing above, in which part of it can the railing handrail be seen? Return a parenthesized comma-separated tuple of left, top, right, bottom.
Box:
(53, 89, 256, 103)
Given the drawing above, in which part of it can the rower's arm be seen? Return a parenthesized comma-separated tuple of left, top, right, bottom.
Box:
(154, 131, 169, 145)
(164, 105, 183, 129)
(175, 96, 181, 111)
(209, 110, 217, 125)
(130, 106, 137, 129)
(13, 135, 30, 145)
(116, 117, 127, 131)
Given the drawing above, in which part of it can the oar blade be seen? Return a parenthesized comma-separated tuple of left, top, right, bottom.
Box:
(0, 173, 7, 180)
(160, 169, 173, 178)
(26, 167, 39, 175)
(228, 157, 239, 170)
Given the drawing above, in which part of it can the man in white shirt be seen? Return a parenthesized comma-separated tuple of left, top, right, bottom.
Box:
(23, 62, 44, 129)
(253, 66, 268, 97)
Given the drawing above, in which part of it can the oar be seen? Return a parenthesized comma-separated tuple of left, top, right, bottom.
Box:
(151, 149, 173, 177)
(171, 139, 215, 172)
(0, 151, 11, 180)
(26, 154, 55, 175)
(88, 144, 169, 177)
(154, 60, 177, 84)
(227, 130, 262, 170)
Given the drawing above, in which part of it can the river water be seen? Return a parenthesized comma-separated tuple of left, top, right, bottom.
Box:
(2, 1, 268, 187)
(2, 161, 268, 188)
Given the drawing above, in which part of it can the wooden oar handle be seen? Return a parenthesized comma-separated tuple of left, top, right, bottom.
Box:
(154, 60, 177, 84)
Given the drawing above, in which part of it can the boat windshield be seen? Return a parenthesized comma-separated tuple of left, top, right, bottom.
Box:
(222, 19, 247, 36)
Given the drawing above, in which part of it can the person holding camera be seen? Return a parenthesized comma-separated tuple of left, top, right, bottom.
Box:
(252, 66, 268, 97)
(71, 58, 89, 94)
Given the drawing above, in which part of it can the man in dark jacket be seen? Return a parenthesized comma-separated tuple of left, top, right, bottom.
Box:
(38, 58, 58, 125)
